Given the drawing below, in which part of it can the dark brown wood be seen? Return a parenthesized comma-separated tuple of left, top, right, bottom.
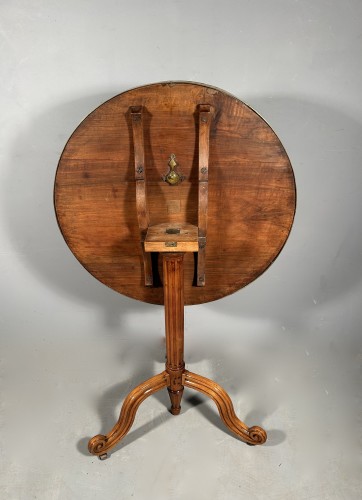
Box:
(197, 104, 213, 286)
(130, 106, 153, 286)
(56, 82, 295, 457)
(54, 81, 296, 306)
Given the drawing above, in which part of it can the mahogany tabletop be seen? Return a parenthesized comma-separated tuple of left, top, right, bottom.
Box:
(54, 82, 296, 305)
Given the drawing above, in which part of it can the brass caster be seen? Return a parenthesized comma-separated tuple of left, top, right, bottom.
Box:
(98, 453, 108, 461)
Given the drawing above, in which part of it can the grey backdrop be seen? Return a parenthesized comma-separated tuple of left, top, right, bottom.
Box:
(1, 1, 361, 499)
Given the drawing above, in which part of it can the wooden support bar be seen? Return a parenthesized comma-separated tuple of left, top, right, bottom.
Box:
(197, 104, 213, 286)
(130, 106, 153, 286)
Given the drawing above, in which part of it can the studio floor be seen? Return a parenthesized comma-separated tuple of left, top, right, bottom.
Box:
(1, 311, 360, 500)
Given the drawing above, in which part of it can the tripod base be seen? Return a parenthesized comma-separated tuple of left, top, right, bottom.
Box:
(88, 369, 267, 458)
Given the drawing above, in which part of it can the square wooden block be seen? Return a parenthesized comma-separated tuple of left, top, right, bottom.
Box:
(144, 223, 198, 252)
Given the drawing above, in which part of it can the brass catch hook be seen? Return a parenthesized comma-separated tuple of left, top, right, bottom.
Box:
(162, 154, 185, 186)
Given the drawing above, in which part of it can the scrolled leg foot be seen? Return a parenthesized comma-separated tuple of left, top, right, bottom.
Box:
(248, 425, 267, 445)
(184, 370, 267, 445)
(88, 434, 108, 455)
(88, 371, 168, 456)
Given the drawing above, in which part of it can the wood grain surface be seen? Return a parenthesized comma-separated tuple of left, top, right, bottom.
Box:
(144, 223, 198, 253)
(54, 82, 296, 305)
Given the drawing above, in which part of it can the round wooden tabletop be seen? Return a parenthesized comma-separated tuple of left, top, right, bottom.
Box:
(54, 82, 296, 305)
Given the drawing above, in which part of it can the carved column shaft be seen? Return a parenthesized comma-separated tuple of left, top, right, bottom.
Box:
(163, 253, 185, 415)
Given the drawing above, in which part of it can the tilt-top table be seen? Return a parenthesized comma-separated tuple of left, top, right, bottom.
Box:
(54, 82, 296, 459)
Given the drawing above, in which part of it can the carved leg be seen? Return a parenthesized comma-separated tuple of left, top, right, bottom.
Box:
(88, 371, 168, 457)
(184, 371, 267, 445)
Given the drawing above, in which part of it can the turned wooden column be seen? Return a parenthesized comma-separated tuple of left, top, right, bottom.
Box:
(163, 253, 185, 415)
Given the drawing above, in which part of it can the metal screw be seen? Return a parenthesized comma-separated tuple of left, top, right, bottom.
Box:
(201, 167, 208, 174)
(137, 165, 144, 174)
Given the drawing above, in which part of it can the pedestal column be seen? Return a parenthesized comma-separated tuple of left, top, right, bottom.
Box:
(163, 253, 185, 415)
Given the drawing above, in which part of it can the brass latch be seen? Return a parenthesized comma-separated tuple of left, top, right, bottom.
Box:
(162, 154, 185, 186)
